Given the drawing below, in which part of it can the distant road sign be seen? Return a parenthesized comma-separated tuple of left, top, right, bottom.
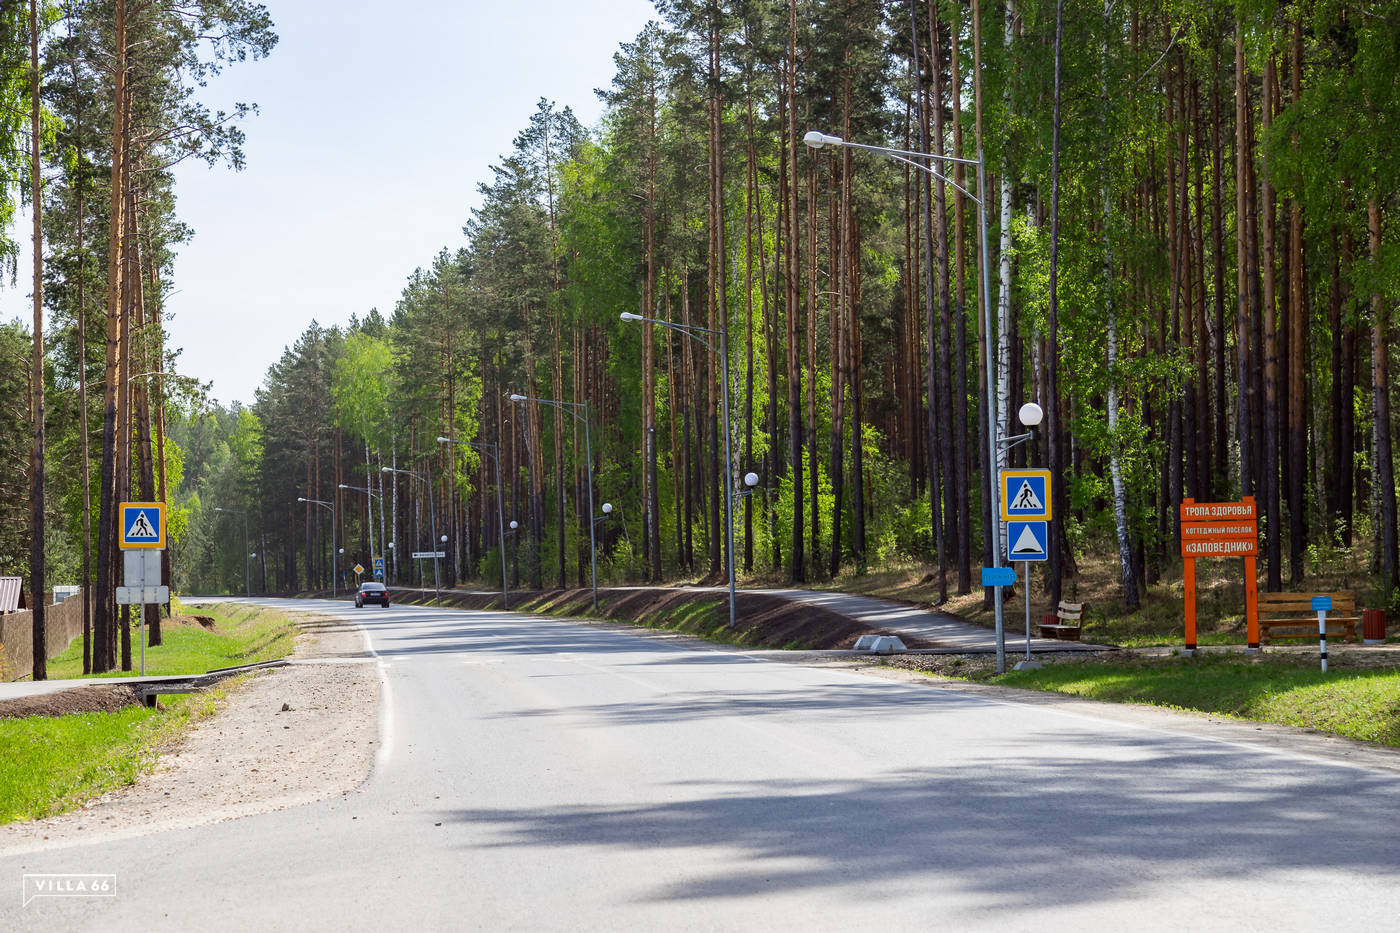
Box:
(412, 551, 446, 559)
(372, 557, 385, 576)
(1006, 520, 1049, 562)
(119, 502, 166, 549)
(981, 567, 1017, 587)
(353, 563, 365, 576)
(1001, 470, 1051, 521)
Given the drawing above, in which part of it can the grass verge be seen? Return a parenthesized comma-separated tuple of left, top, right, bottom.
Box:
(909, 652, 1400, 747)
(45, 600, 297, 679)
(0, 601, 300, 825)
(0, 687, 230, 824)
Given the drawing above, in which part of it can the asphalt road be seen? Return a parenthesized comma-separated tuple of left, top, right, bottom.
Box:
(5, 598, 1400, 931)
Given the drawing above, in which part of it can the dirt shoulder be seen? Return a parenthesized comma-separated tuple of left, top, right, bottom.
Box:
(0, 610, 380, 856)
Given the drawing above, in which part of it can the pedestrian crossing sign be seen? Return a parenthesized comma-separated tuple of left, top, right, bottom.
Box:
(1006, 520, 1049, 562)
(1000, 469, 1052, 521)
(119, 501, 166, 549)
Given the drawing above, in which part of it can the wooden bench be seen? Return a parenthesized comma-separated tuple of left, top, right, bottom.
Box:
(1257, 592, 1359, 645)
(1037, 601, 1085, 641)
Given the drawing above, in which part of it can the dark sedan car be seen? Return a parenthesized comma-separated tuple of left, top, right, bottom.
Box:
(355, 581, 390, 608)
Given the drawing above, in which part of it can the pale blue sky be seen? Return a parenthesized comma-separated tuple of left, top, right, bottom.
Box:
(6, 0, 659, 406)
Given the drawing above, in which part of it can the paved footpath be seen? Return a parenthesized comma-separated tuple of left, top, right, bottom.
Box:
(616, 585, 1109, 653)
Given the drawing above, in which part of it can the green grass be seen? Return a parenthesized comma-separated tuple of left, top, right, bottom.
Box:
(0, 688, 226, 824)
(45, 601, 297, 679)
(992, 654, 1400, 746)
(0, 601, 301, 825)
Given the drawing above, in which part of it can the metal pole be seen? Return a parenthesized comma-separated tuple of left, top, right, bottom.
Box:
(584, 405, 597, 612)
(720, 330, 737, 628)
(1024, 561, 1032, 661)
(427, 475, 439, 598)
(242, 512, 250, 597)
(978, 148, 1007, 674)
(331, 503, 337, 598)
(494, 448, 508, 609)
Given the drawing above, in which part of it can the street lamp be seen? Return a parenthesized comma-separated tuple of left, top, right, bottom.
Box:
(510, 394, 598, 611)
(805, 128, 1016, 672)
(339, 483, 382, 580)
(596, 502, 632, 553)
(439, 436, 509, 609)
(212, 507, 250, 597)
(621, 311, 745, 628)
(382, 466, 439, 597)
(297, 497, 338, 597)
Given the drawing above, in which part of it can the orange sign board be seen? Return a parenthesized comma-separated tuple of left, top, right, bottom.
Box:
(1179, 496, 1260, 650)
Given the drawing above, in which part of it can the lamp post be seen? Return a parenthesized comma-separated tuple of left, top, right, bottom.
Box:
(382, 466, 439, 597)
(804, 129, 1018, 672)
(339, 483, 381, 580)
(297, 497, 338, 597)
(439, 437, 509, 609)
(510, 394, 598, 611)
(622, 312, 750, 628)
(212, 507, 250, 597)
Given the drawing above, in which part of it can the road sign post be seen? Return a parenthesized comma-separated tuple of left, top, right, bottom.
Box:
(119, 502, 168, 676)
(1313, 596, 1332, 673)
(999, 473, 1051, 672)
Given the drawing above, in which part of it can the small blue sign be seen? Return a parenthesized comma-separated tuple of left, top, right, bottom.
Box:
(981, 567, 1017, 587)
(1312, 596, 1333, 612)
(373, 556, 386, 576)
(1006, 520, 1049, 562)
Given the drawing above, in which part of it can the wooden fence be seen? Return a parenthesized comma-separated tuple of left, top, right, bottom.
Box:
(0, 591, 87, 681)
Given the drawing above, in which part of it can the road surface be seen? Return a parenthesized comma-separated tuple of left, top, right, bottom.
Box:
(4, 598, 1398, 930)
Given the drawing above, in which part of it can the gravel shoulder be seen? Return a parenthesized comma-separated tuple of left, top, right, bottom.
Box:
(0, 610, 380, 856)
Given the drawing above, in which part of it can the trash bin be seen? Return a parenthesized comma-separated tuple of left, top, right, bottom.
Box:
(1363, 608, 1386, 645)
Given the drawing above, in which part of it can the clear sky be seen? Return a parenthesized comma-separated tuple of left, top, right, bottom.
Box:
(5, 0, 660, 407)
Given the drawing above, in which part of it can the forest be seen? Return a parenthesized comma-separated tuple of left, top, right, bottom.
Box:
(5, 0, 1400, 678)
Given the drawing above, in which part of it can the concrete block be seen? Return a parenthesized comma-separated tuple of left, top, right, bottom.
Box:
(854, 634, 879, 651)
(870, 636, 906, 655)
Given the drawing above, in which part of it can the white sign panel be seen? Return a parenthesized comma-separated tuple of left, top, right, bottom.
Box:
(123, 550, 162, 588)
(116, 585, 170, 605)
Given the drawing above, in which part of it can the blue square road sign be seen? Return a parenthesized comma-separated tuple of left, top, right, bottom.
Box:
(1001, 469, 1052, 520)
(1006, 520, 1049, 562)
(120, 501, 166, 550)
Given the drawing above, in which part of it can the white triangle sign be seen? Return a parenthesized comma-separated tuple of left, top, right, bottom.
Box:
(1010, 480, 1044, 512)
(1012, 525, 1043, 555)
(126, 512, 157, 540)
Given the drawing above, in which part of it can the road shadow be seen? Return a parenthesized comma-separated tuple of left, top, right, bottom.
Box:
(438, 741, 1400, 907)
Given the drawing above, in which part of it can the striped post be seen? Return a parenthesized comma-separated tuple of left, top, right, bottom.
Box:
(1312, 596, 1332, 673)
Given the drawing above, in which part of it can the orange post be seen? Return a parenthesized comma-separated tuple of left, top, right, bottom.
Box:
(1244, 554, 1259, 649)
(1184, 556, 1197, 651)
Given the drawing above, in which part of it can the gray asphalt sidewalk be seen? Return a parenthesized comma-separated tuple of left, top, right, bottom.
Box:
(616, 585, 1110, 653)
